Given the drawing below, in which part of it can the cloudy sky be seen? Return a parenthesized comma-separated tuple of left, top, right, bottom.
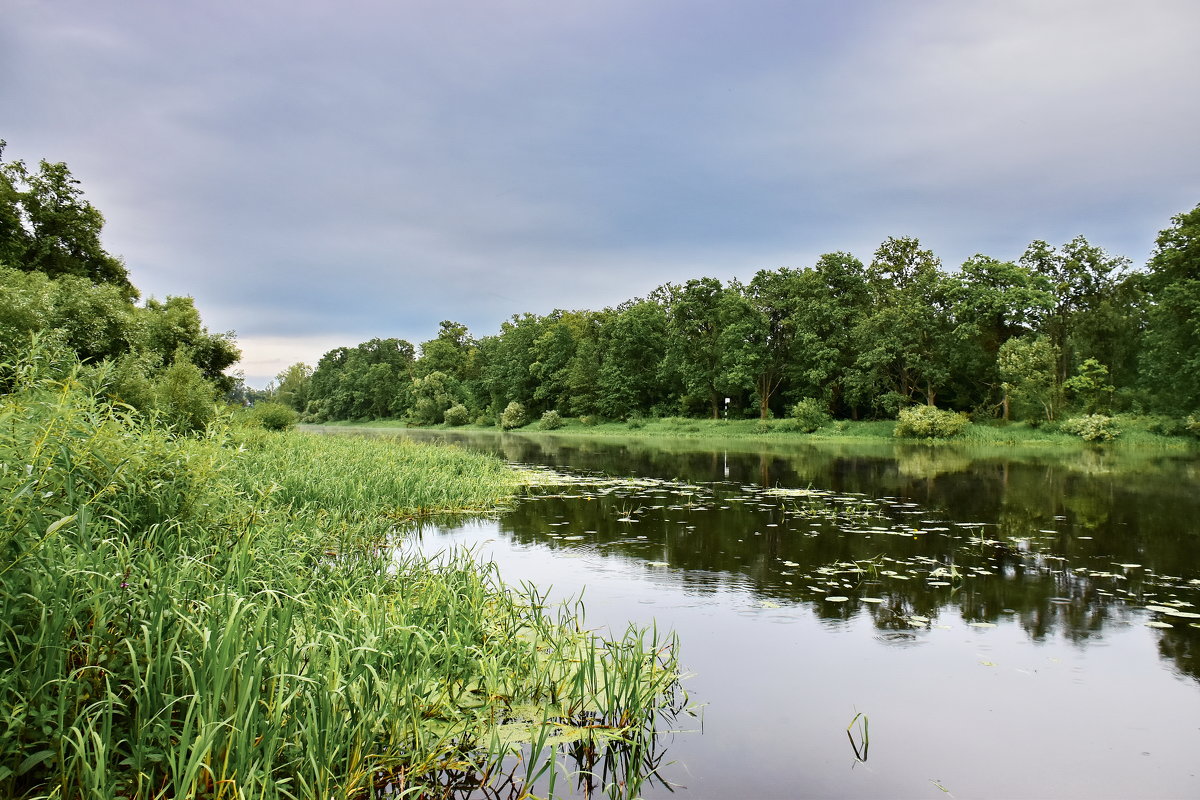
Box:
(4, 0, 1198, 386)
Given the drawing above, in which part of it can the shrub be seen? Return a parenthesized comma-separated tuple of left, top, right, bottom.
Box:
(789, 398, 831, 433)
(500, 401, 526, 430)
(626, 415, 645, 429)
(474, 413, 494, 427)
(153, 354, 217, 433)
(443, 404, 470, 426)
(753, 420, 773, 435)
(1060, 414, 1121, 442)
(1115, 414, 1185, 437)
(579, 414, 598, 426)
(250, 401, 299, 431)
(894, 405, 970, 439)
(540, 409, 564, 430)
(1187, 414, 1200, 438)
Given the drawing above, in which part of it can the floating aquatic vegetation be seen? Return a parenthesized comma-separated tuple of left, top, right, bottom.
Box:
(508, 462, 1200, 640)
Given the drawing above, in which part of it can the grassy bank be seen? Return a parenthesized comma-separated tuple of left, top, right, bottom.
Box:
(317, 414, 1198, 451)
(0, 362, 680, 798)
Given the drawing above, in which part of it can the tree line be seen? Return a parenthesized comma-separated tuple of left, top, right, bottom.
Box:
(287, 204, 1199, 426)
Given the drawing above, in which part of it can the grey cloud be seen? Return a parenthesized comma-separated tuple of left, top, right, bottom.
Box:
(4, 0, 1197, 385)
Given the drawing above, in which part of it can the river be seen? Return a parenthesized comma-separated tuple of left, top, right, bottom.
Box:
(319, 428, 1200, 799)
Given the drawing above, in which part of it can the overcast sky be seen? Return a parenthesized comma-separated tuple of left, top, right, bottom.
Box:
(4, 0, 1198, 386)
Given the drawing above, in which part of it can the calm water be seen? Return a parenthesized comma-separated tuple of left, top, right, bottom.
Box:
(321, 428, 1200, 799)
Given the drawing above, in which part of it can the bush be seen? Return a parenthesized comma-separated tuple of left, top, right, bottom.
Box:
(789, 398, 831, 433)
(626, 415, 645, 429)
(579, 414, 598, 426)
(443, 404, 470, 426)
(540, 409, 563, 430)
(1144, 415, 1186, 436)
(1114, 414, 1185, 437)
(894, 405, 970, 439)
(154, 354, 217, 433)
(249, 401, 299, 431)
(1060, 414, 1121, 442)
(1187, 414, 1200, 438)
(500, 401, 526, 430)
(753, 420, 773, 435)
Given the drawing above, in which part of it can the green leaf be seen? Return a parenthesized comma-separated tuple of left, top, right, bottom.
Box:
(17, 749, 55, 776)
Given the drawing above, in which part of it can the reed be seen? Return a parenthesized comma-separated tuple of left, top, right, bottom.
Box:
(0, 351, 680, 799)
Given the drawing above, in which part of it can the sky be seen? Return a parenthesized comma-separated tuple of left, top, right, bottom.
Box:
(4, 0, 1198, 387)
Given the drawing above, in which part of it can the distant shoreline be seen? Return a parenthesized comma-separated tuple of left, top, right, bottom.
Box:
(305, 416, 1199, 452)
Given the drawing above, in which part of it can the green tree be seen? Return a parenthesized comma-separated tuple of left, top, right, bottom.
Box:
(789, 253, 871, 416)
(848, 237, 955, 412)
(138, 296, 240, 392)
(274, 362, 313, 412)
(998, 336, 1061, 421)
(306, 338, 414, 420)
(948, 255, 1055, 415)
(410, 370, 465, 424)
(528, 310, 602, 417)
(595, 301, 668, 419)
(416, 320, 475, 380)
(1140, 203, 1200, 411)
(660, 278, 730, 418)
(719, 274, 800, 419)
(480, 314, 547, 415)
(0, 144, 136, 300)
(1020, 236, 1134, 385)
(1063, 358, 1115, 414)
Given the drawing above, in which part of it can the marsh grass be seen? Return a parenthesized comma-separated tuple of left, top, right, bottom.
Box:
(0, 351, 681, 799)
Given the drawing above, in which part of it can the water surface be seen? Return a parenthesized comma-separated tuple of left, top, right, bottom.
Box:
(321, 428, 1200, 799)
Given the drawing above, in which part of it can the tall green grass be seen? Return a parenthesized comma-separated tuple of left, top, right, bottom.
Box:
(0, 348, 681, 799)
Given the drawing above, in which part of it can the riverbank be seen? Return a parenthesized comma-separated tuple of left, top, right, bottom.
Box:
(0, 367, 679, 799)
(314, 414, 1198, 451)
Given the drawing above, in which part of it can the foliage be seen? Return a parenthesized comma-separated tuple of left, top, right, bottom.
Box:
(500, 400, 527, 430)
(1186, 415, 1200, 438)
(247, 400, 299, 431)
(1063, 358, 1115, 414)
(273, 361, 312, 411)
(540, 409, 564, 430)
(789, 398, 832, 432)
(409, 370, 465, 425)
(0, 141, 136, 299)
(306, 338, 415, 421)
(153, 352, 218, 433)
(1141, 204, 1200, 411)
(443, 403, 470, 426)
(660, 278, 730, 418)
(998, 336, 1061, 421)
(894, 405, 970, 439)
(1060, 414, 1121, 442)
